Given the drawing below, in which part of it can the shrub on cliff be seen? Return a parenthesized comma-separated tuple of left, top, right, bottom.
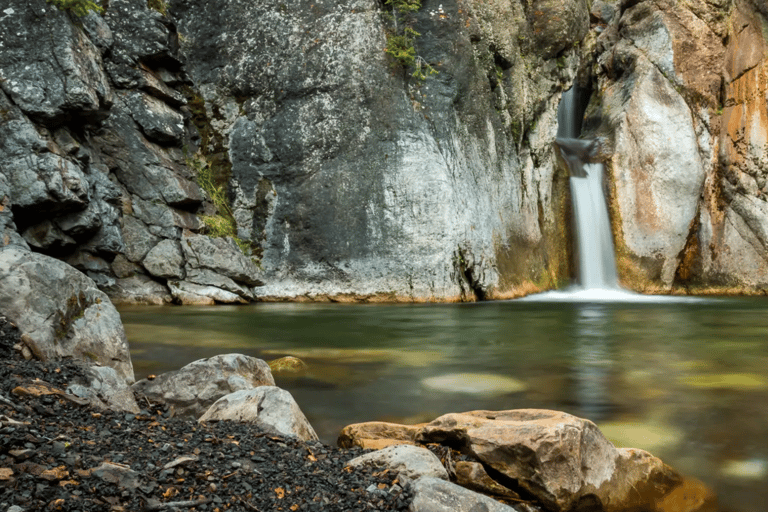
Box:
(46, 0, 103, 16)
(383, 0, 437, 80)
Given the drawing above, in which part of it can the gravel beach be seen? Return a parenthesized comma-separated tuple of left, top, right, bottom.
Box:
(0, 318, 414, 512)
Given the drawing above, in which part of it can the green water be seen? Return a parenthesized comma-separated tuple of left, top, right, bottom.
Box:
(120, 297, 768, 512)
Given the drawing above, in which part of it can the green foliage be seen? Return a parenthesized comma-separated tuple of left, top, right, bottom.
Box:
(46, 0, 103, 16)
(382, 0, 437, 80)
(188, 153, 253, 257)
(147, 0, 168, 16)
(385, 33, 417, 68)
(386, 0, 421, 14)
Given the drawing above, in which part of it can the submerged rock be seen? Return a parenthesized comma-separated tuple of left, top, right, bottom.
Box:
(421, 373, 527, 396)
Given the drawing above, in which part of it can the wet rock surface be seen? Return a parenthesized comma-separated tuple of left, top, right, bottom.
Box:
(0, 320, 414, 512)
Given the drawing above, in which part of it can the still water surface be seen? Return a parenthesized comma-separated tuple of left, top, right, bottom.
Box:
(120, 297, 768, 512)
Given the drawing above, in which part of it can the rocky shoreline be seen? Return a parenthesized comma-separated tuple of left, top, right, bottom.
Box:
(0, 319, 415, 512)
(1, 314, 719, 512)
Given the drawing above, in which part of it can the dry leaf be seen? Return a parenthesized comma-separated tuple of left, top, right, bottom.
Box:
(40, 466, 69, 481)
(0, 468, 13, 480)
(275, 487, 285, 499)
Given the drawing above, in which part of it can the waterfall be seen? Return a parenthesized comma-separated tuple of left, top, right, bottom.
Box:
(569, 164, 619, 289)
(557, 87, 619, 291)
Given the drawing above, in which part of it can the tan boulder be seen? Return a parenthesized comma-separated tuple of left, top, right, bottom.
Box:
(337, 421, 423, 450)
(339, 409, 714, 512)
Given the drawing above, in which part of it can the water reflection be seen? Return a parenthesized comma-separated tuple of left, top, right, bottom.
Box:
(121, 298, 768, 512)
(571, 306, 613, 422)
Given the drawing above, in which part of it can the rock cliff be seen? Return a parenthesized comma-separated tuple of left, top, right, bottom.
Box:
(1, 0, 768, 320)
(169, 0, 588, 301)
(585, 0, 768, 293)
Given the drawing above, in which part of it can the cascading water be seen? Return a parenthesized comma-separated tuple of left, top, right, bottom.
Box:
(556, 86, 619, 292)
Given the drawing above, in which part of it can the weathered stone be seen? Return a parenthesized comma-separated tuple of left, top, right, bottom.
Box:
(342, 409, 713, 512)
(409, 477, 526, 512)
(143, 239, 185, 279)
(22, 220, 77, 252)
(0, 0, 111, 122)
(268, 356, 309, 376)
(66, 365, 140, 414)
(0, 247, 134, 384)
(337, 421, 422, 450)
(184, 267, 255, 300)
(199, 386, 318, 442)
(107, 275, 172, 305)
(527, 0, 590, 59)
(0, 91, 90, 216)
(454, 461, 523, 501)
(91, 462, 140, 490)
(111, 254, 144, 279)
(0, 173, 28, 250)
(124, 91, 186, 144)
(132, 354, 275, 418)
(415, 410, 681, 512)
(121, 215, 159, 263)
(181, 231, 263, 286)
(167, 280, 248, 304)
(347, 445, 449, 482)
(171, 0, 579, 300)
(94, 95, 203, 208)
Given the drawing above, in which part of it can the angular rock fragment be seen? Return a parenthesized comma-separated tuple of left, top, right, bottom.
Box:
(199, 386, 318, 442)
(409, 476, 526, 512)
(347, 445, 448, 482)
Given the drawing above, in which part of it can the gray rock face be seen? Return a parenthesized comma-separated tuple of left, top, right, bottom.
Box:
(67, 365, 141, 413)
(143, 239, 185, 279)
(0, 247, 134, 384)
(0, 0, 264, 309)
(181, 232, 263, 286)
(409, 477, 526, 512)
(0, 0, 111, 122)
(347, 445, 449, 482)
(170, 0, 586, 300)
(198, 386, 318, 442)
(107, 275, 173, 305)
(131, 354, 275, 418)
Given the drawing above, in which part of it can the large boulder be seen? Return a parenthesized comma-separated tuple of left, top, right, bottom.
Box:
(340, 409, 715, 512)
(198, 386, 318, 442)
(0, 247, 134, 384)
(131, 354, 275, 417)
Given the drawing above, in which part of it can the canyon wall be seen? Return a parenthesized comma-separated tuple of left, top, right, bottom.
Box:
(1, 0, 768, 311)
(585, 0, 768, 293)
(169, 0, 588, 301)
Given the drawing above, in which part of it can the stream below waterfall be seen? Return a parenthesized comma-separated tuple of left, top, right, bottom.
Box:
(122, 297, 768, 512)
